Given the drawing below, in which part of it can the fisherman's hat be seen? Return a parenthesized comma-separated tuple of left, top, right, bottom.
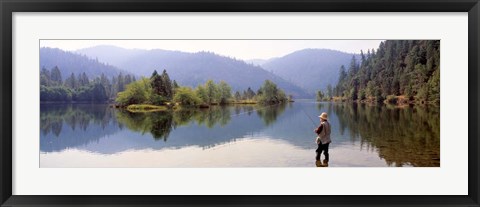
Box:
(319, 112, 328, 120)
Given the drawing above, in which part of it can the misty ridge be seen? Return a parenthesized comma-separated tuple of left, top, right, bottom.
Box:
(40, 45, 358, 98)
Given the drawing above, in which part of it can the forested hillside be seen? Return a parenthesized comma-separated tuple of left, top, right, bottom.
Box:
(40, 66, 135, 102)
(40, 47, 128, 80)
(77, 46, 310, 97)
(333, 40, 440, 104)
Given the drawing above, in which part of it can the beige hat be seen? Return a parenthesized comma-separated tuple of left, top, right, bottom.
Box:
(318, 112, 328, 120)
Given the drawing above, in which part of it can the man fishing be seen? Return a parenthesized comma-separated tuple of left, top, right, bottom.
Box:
(314, 112, 331, 165)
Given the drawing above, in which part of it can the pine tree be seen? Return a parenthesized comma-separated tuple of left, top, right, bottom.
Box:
(50, 66, 62, 85)
(333, 40, 440, 104)
(161, 70, 173, 100)
(234, 91, 241, 101)
(64, 73, 77, 89)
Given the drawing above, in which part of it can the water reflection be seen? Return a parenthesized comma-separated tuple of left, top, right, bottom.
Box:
(40, 101, 439, 167)
(332, 103, 440, 167)
(40, 104, 121, 152)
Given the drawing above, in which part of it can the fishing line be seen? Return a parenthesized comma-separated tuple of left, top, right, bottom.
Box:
(301, 105, 318, 127)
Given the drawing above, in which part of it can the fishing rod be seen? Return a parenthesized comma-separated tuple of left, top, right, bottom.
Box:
(301, 107, 318, 127)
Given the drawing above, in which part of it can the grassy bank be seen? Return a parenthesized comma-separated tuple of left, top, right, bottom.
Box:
(126, 104, 169, 113)
(118, 101, 262, 113)
(230, 100, 258, 104)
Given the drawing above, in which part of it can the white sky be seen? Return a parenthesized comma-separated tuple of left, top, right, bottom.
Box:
(40, 40, 384, 60)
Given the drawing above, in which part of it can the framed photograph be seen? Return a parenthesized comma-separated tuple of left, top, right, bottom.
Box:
(1, 0, 479, 206)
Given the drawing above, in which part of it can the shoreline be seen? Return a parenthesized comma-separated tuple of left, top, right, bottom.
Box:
(328, 95, 439, 106)
(115, 101, 292, 113)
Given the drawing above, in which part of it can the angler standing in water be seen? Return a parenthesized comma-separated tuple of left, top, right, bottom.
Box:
(314, 112, 331, 166)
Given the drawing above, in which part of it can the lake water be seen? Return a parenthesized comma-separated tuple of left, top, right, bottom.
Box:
(40, 100, 440, 167)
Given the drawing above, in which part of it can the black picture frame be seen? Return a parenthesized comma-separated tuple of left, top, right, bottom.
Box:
(1, 0, 479, 206)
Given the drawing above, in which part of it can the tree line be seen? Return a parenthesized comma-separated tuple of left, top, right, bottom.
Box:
(40, 66, 135, 102)
(322, 40, 440, 104)
(116, 70, 290, 107)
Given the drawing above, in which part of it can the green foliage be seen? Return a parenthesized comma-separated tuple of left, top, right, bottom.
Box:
(40, 85, 72, 102)
(257, 80, 287, 104)
(334, 40, 440, 104)
(365, 81, 375, 97)
(234, 91, 241, 101)
(375, 88, 384, 103)
(64, 73, 77, 89)
(416, 84, 429, 102)
(288, 95, 294, 102)
(116, 78, 152, 106)
(126, 104, 168, 112)
(316, 90, 325, 101)
(40, 66, 134, 102)
(161, 69, 173, 99)
(326, 84, 333, 98)
(50, 66, 62, 85)
(40, 83, 108, 103)
(427, 69, 440, 103)
(173, 87, 202, 106)
(358, 89, 366, 100)
(349, 88, 357, 100)
(195, 85, 209, 104)
(218, 81, 232, 104)
(148, 70, 174, 104)
(246, 87, 256, 99)
(205, 80, 219, 104)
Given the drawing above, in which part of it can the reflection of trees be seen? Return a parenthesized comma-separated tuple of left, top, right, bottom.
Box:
(188, 106, 231, 128)
(40, 104, 116, 137)
(256, 103, 287, 126)
(40, 104, 119, 152)
(116, 106, 236, 141)
(333, 103, 440, 167)
(116, 110, 174, 141)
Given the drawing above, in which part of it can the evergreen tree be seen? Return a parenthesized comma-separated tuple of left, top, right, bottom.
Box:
(172, 80, 180, 89)
(234, 91, 241, 101)
(325, 84, 332, 98)
(161, 69, 173, 100)
(40, 67, 51, 86)
(316, 90, 325, 101)
(246, 87, 256, 99)
(50, 66, 62, 85)
(124, 74, 133, 86)
(150, 70, 162, 94)
(117, 73, 125, 93)
(333, 40, 440, 104)
(64, 73, 77, 89)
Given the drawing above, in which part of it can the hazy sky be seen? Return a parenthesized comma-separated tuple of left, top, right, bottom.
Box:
(40, 40, 384, 60)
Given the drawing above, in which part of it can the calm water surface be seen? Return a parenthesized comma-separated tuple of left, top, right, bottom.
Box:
(40, 100, 440, 167)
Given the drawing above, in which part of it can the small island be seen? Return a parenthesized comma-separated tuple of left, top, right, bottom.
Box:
(115, 70, 292, 112)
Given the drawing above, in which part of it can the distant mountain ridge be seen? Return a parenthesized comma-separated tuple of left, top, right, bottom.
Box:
(262, 49, 359, 94)
(76, 45, 310, 97)
(40, 47, 129, 80)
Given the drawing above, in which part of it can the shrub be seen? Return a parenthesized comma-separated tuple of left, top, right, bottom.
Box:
(173, 87, 202, 106)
